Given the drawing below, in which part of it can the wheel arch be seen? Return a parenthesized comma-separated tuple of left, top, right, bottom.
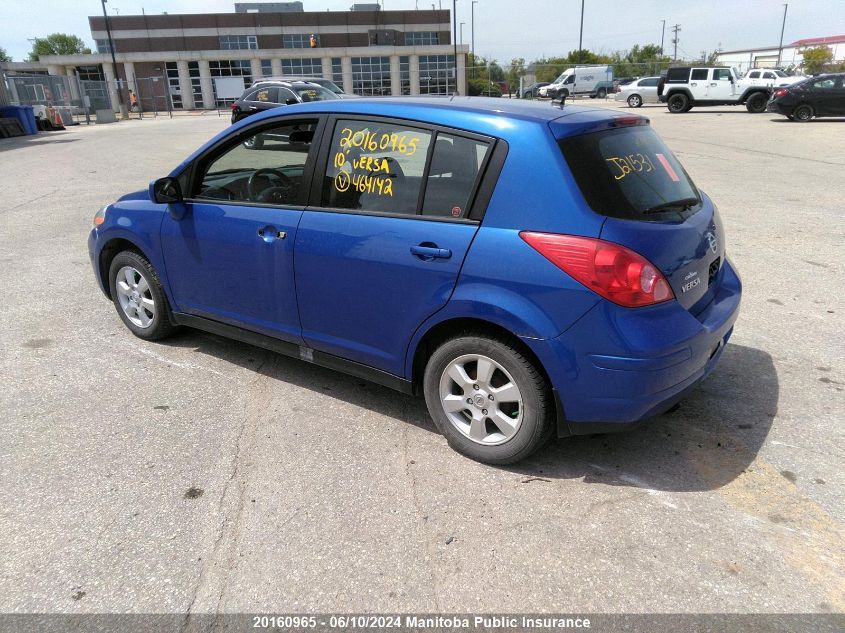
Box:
(97, 237, 150, 300)
(408, 317, 553, 396)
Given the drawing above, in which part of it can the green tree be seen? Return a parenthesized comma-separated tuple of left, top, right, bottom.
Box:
(0, 46, 11, 63)
(801, 45, 833, 74)
(27, 33, 91, 61)
(506, 57, 525, 92)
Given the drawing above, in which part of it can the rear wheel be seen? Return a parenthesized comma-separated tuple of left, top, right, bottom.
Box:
(423, 334, 554, 465)
(667, 93, 690, 113)
(745, 92, 767, 113)
(627, 94, 643, 108)
(596, 87, 607, 99)
(793, 104, 814, 122)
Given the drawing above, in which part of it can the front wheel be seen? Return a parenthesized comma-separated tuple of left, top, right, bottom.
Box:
(108, 251, 177, 341)
(423, 335, 554, 464)
(793, 104, 814, 122)
(667, 93, 690, 113)
(627, 94, 643, 108)
(745, 92, 767, 113)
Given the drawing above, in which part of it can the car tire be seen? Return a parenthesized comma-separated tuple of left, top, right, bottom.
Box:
(793, 104, 814, 122)
(627, 94, 642, 108)
(108, 250, 177, 341)
(423, 334, 554, 465)
(667, 93, 690, 113)
(596, 88, 607, 99)
(745, 92, 767, 113)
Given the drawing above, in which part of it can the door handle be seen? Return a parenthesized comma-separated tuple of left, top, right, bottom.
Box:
(410, 244, 452, 260)
(691, 82, 697, 87)
(257, 227, 286, 240)
(710, 82, 717, 87)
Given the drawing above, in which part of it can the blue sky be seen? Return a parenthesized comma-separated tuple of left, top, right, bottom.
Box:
(2, 0, 842, 62)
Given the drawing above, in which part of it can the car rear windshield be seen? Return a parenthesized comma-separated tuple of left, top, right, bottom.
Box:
(559, 125, 701, 221)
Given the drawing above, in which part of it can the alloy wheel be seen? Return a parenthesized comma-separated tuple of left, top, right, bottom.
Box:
(438, 354, 524, 446)
(115, 266, 155, 328)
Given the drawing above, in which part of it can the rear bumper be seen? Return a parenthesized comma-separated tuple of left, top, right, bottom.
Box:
(525, 258, 742, 435)
(767, 101, 793, 116)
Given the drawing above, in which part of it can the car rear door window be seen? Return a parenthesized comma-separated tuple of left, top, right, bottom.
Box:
(749, 71, 760, 79)
(251, 87, 278, 103)
(422, 134, 489, 218)
(639, 77, 658, 87)
(195, 120, 318, 205)
(559, 124, 701, 222)
(321, 119, 432, 215)
(691, 69, 708, 81)
(277, 87, 297, 104)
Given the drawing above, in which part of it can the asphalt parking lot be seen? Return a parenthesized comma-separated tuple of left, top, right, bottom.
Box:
(0, 101, 843, 615)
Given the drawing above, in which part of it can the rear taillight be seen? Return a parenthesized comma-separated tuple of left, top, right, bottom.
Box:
(520, 232, 674, 308)
(230, 103, 239, 110)
(774, 88, 789, 98)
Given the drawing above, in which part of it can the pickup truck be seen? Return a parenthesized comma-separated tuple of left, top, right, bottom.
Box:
(658, 66, 774, 113)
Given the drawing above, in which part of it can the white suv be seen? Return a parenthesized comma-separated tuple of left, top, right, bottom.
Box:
(743, 69, 805, 88)
(658, 66, 772, 113)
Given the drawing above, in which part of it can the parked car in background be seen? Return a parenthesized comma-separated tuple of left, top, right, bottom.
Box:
(89, 97, 740, 465)
(743, 68, 805, 89)
(252, 76, 356, 98)
(521, 82, 551, 98)
(767, 73, 845, 121)
(615, 76, 660, 107)
(230, 80, 339, 124)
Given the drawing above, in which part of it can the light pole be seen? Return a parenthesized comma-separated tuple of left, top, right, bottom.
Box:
(100, 0, 126, 117)
(577, 0, 585, 65)
(460, 22, 465, 45)
(471, 0, 478, 60)
(660, 19, 666, 56)
(453, 0, 458, 94)
(776, 3, 788, 68)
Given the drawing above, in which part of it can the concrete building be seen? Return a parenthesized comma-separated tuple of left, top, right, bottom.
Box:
(2, 2, 468, 111)
(715, 34, 845, 73)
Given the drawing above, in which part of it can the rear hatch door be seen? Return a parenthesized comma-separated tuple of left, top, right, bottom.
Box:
(556, 119, 724, 313)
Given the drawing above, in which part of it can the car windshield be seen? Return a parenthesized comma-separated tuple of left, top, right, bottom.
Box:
(775, 70, 788, 77)
(292, 85, 339, 102)
(558, 124, 701, 221)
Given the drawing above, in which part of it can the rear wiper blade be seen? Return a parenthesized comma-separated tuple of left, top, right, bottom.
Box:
(642, 198, 700, 214)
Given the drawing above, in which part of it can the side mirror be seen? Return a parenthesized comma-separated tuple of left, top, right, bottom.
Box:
(285, 98, 298, 105)
(151, 177, 183, 204)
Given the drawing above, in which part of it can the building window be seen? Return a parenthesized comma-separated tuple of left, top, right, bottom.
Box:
(399, 55, 410, 95)
(76, 65, 105, 82)
(281, 58, 323, 77)
(219, 35, 258, 50)
(331, 57, 343, 85)
(350, 56, 391, 96)
(165, 62, 183, 108)
(419, 55, 455, 95)
(188, 61, 202, 106)
(283, 34, 318, 49)
(95, 39, 112, 54)
(209, 60, 253, 107)
(405, 31, 439, 46)
(260, 59, 272, 78)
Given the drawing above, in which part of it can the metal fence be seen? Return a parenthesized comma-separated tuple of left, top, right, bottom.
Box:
(2, 71, 113, 123)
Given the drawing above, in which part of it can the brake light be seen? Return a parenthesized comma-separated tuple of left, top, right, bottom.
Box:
(230, 103, 239, 110)
(774, 88, 789, 98)
(520, 232, 674, 307)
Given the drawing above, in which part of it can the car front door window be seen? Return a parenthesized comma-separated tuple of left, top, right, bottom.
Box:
(196, 121, 317, 206)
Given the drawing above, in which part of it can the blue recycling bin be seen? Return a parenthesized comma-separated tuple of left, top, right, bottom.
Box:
(0, 105, 38, 135)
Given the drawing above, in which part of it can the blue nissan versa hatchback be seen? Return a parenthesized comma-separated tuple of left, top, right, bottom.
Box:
(89, 97, 741, 464)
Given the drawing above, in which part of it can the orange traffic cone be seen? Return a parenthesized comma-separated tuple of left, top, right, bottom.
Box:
(51, 107, 65, 130)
